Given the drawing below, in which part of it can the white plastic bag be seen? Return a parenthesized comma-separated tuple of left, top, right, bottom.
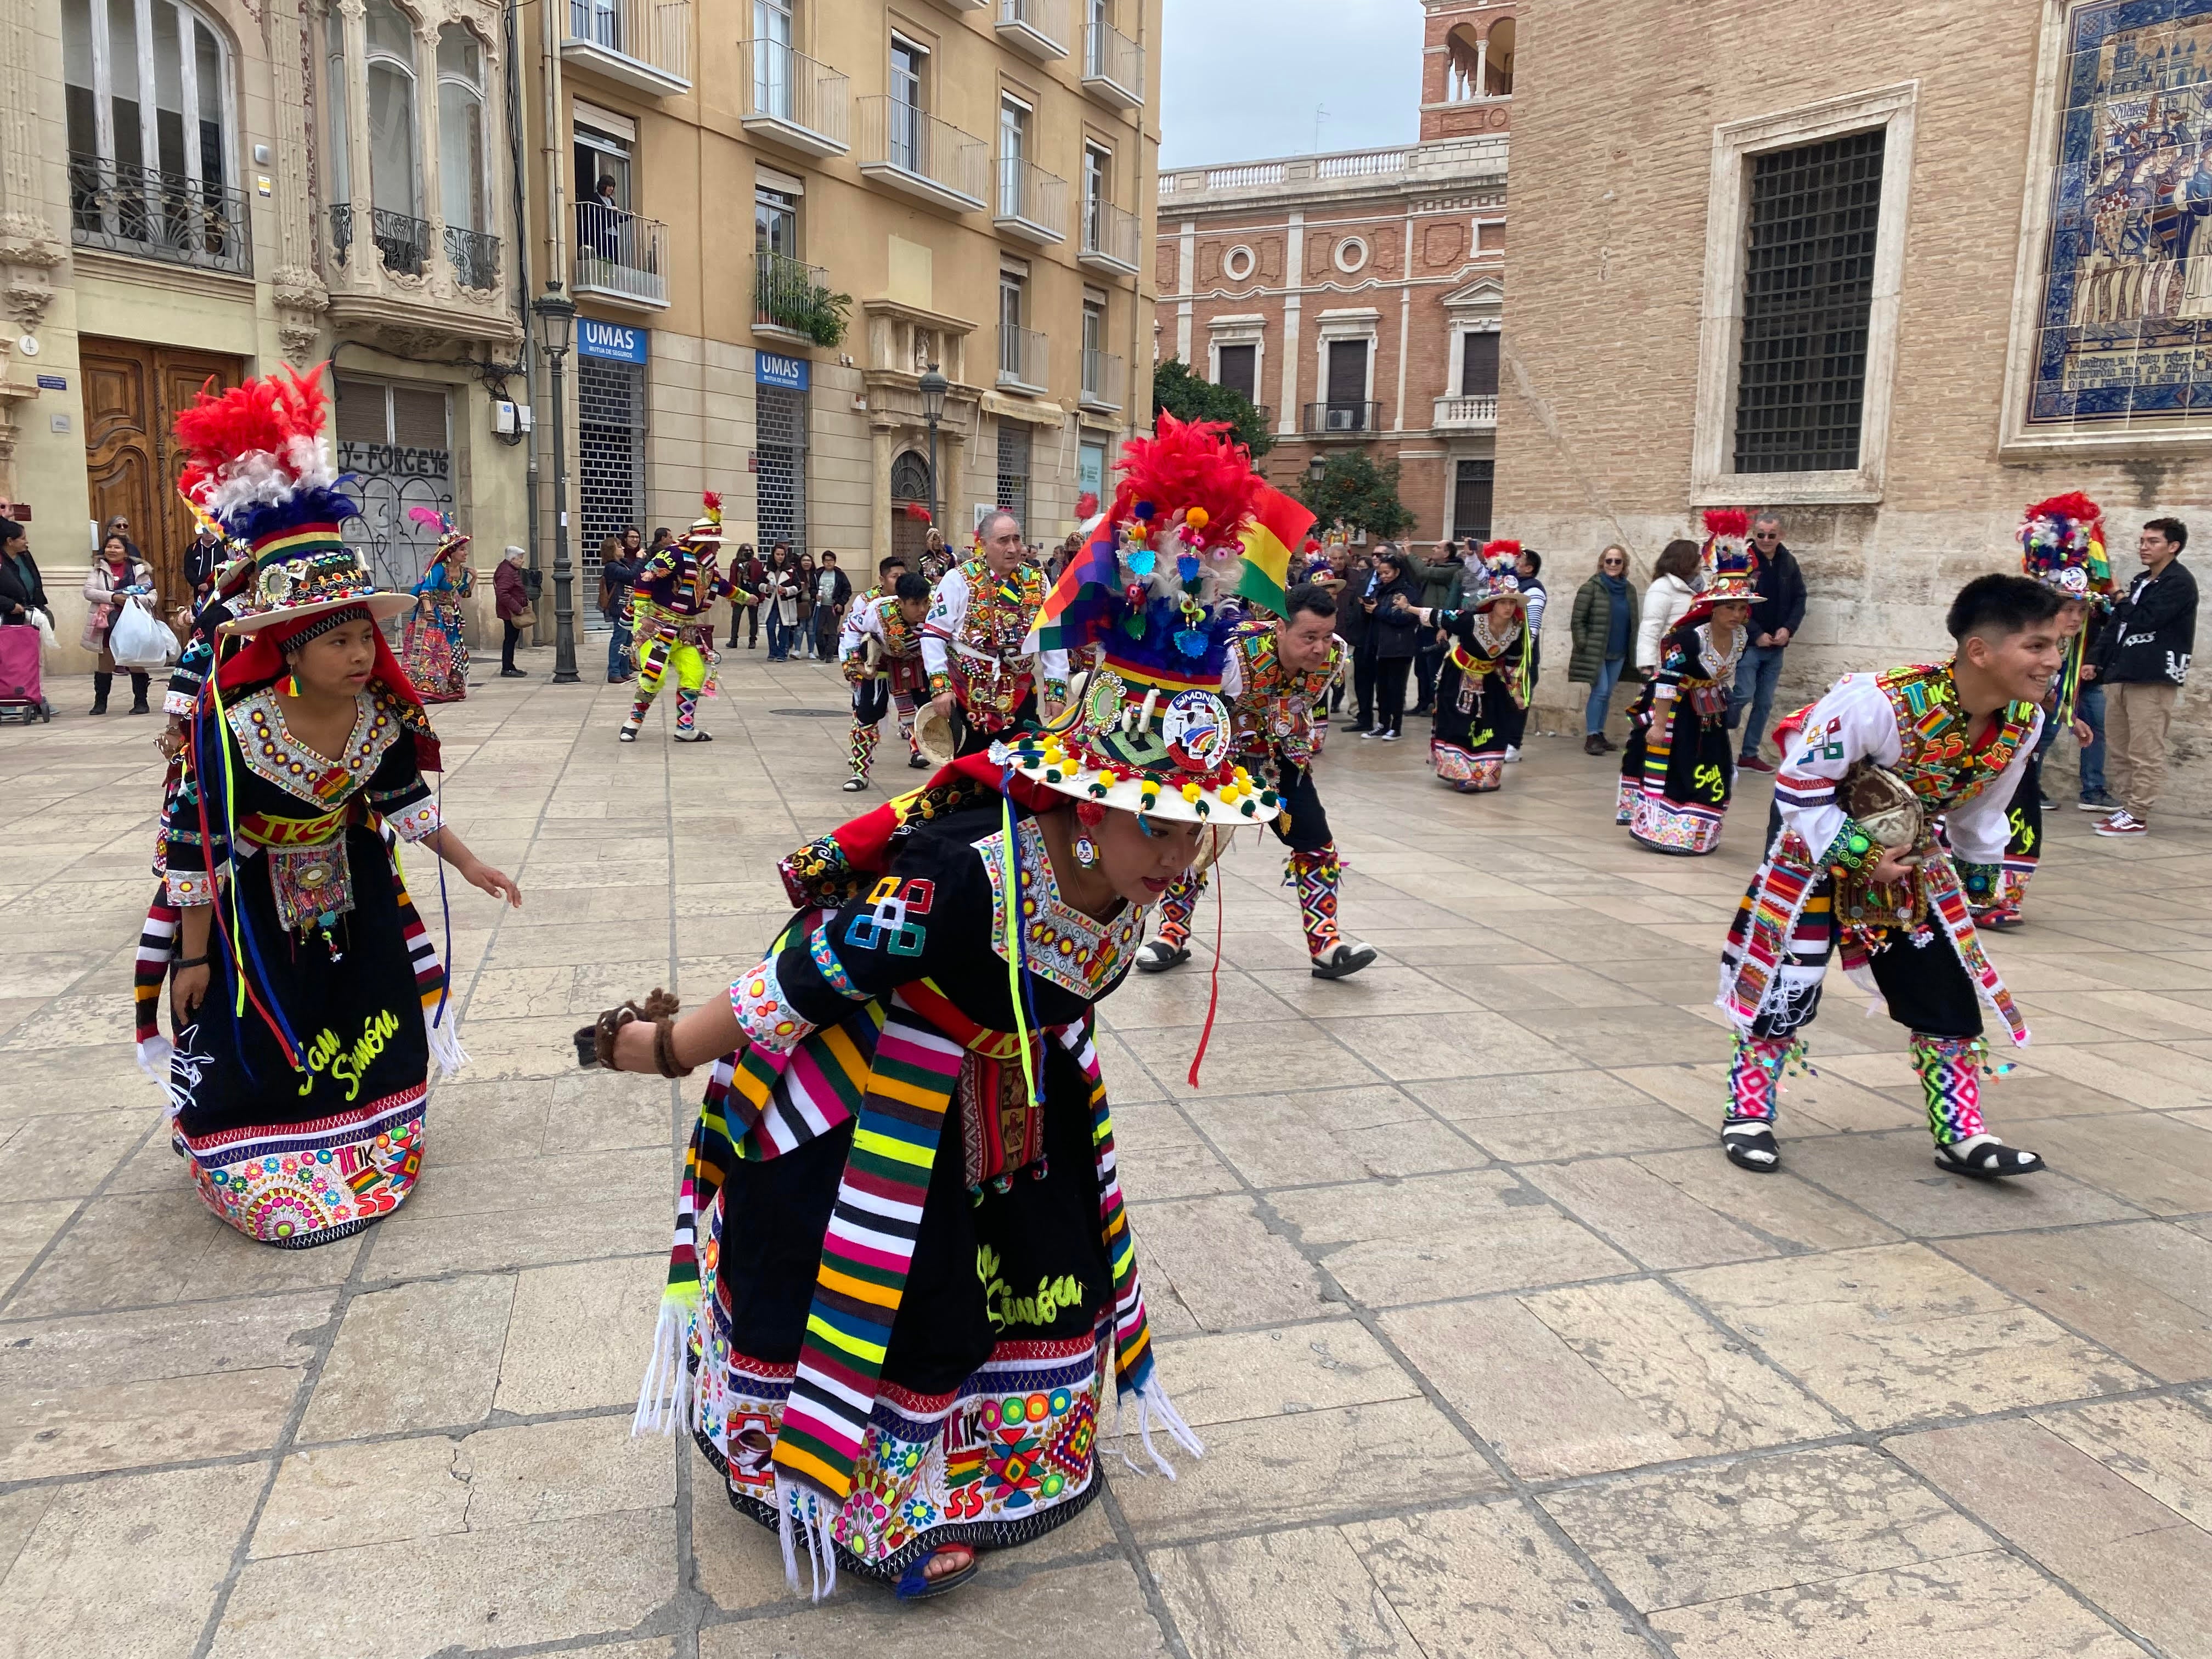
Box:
(107, 599, 178, 670)
(30, 606, 55, 651)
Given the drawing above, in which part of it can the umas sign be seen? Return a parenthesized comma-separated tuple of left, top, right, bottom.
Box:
(578, 320, 648, 363)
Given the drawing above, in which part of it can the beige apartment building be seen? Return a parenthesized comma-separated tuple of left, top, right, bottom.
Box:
(1152, 0, 1513, 550)
(1495, 0, 2212, 798)
(519, 0, 1161, 593)
(0, 0, 532, 670)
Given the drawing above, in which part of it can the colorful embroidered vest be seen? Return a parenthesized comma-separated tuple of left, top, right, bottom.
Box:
(1229, 623, 1340, 766)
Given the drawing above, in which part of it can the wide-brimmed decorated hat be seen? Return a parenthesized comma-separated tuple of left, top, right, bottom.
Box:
(1468, 539, 1526, 610)
(1689, 508, 1763, 614)
(995, 413, 1285, 826)
(2018, 492, 2111, 601)
(173, 366, 411, 637)
(683, 490, 724, 546)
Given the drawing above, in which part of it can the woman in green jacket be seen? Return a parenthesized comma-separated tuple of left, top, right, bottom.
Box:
(1568, 545, 1640, 754)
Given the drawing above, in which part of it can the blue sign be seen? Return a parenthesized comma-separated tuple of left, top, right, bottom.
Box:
(756, 351, 810, 391)
(577, 319, 648, 363)
(36, 374, 65, 391)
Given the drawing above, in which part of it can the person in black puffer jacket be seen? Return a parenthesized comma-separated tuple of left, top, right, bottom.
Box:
(1356, 549, 1424, 741)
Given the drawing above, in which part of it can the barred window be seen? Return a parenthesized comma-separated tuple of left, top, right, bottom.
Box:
(1731, 128, 1884, 475)
(995, 421, 1030, 539)
(577, 354, 646, 592)
(1452, 458, 1493, 543)
(757, 381, 809, 553)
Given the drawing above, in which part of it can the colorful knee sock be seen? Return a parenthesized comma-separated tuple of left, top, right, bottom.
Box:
(622, 691, 653, 733)
(674, 687, 699, 733)
(849, 721, 879, 778)
(894, 694, 919, 756)
(1287, 843, 1344, 961)
(1910, 1034, 1987, 1146)
(1154, 871, 1202, 949)
(1726, 1032, 1799, 1123)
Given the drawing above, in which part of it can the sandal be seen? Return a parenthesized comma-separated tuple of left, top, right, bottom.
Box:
(618, 726, 639, 743)
(1932, 1136, 2044, 1179)
(1722, 1119, 1781, 1173)
(573, 989, 691, 1076)
(893, 1545, 978, 1601)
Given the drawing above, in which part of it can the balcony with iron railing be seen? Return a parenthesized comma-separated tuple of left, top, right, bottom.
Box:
(754, 249, 848, 345)
(856, 98, 987, 213)
(330, 203, 435, 277)
(994, 156, 1066, 245)
(69, 155, 250, 275)
(443, 224, 502, 291)
(1080, 347, 1124, 412)
(995, 0, 1069, 61)
(1432, 393, 1498, 431)
(563, 0, 691, 97)
(573, 201, 669, 307)
(1081, 18, 1143, 108)
(1303, 399, 1381, 436)
(998, 323, 1049, 395)
(1077, 196, 1139, 276)
(738, 38, 849, 158)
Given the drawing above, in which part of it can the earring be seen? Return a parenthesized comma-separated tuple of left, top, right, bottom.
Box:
(1074, 833, 1099, 869)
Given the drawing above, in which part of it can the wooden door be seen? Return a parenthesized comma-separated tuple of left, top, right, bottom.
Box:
(80, 337, 245, 611)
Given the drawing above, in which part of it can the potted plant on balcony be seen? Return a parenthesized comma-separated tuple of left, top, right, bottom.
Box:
(763, 270, 853, 348)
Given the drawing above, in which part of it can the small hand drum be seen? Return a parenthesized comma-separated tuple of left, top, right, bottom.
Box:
(913, 702, 959, 767)
(1838, 763, 1924, 854)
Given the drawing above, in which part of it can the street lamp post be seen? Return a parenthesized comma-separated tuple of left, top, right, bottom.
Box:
(918, 362, 948, 537)
(532, 282, 579, 685)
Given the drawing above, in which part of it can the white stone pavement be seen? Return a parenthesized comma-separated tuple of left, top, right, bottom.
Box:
(1, 645, 2209, 1658)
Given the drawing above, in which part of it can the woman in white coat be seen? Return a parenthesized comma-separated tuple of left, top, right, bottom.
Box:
(1636, 539, 1702, 673)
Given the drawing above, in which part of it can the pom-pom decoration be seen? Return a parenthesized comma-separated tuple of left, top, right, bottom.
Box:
(1701, 507, 1751, 541)
(903, 500, 933, 523)
(1479, 538, 1522, 563)
(2018, 490, 2110, 598)
(1075, 490, 1099, 518)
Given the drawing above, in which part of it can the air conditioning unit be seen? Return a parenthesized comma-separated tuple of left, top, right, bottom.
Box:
(1327, 406, 1358, 432)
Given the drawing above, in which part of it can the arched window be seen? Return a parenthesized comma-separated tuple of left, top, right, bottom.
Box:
(890, 450, 932, 502)
(61, 0, 245, 271)
(1483, 18, 1515, 98)
(365, 0, 420, 221)
(1444, 24, 1481, 104)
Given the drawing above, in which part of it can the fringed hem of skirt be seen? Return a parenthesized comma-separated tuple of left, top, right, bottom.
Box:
(694, 1425, 1104, 1595)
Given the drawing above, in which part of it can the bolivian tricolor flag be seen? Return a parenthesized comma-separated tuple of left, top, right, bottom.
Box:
(1237, 483, 1316, 617)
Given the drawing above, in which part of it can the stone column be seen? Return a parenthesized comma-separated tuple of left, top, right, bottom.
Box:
(272, 0, 331, 363)
(0, 0, 66, 490)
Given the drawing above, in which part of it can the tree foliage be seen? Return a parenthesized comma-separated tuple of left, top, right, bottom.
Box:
(1150, 357, 1274, 459)
(1292, 450, 1417, 540)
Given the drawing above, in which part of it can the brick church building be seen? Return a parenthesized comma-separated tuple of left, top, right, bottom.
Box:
(1152, 2, 1519, 550)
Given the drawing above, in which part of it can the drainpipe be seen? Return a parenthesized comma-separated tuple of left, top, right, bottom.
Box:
(506, 0, 539, 579)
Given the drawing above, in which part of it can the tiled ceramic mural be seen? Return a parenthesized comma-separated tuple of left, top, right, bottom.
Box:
(2030, 0, 2212, 425)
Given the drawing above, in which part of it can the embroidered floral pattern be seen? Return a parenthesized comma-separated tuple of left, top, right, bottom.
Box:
(382, 799, 442, 842)
(808, 922, 865, 1000)
(729, 955, 814, 1054)
(976, 819, 1144, 997)
(228, 687, 401, 806)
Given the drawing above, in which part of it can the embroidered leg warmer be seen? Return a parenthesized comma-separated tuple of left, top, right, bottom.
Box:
(620, 690, 654, 735)
(1153, 871, 1201, 950)
(1910, 1034, 1987, 1146)
(1726, 1033, 1796, 1124)
(1287, 843, 1344, 961)
(848, 721, 879, 780)
(674, 686, 699, 734)
(893, 691, 919, 755)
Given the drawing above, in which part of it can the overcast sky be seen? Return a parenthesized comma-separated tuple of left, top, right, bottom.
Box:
(1158, 0, 1425, 170)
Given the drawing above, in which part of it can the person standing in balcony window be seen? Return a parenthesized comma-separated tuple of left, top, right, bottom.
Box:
(586, 175, 623, 259)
